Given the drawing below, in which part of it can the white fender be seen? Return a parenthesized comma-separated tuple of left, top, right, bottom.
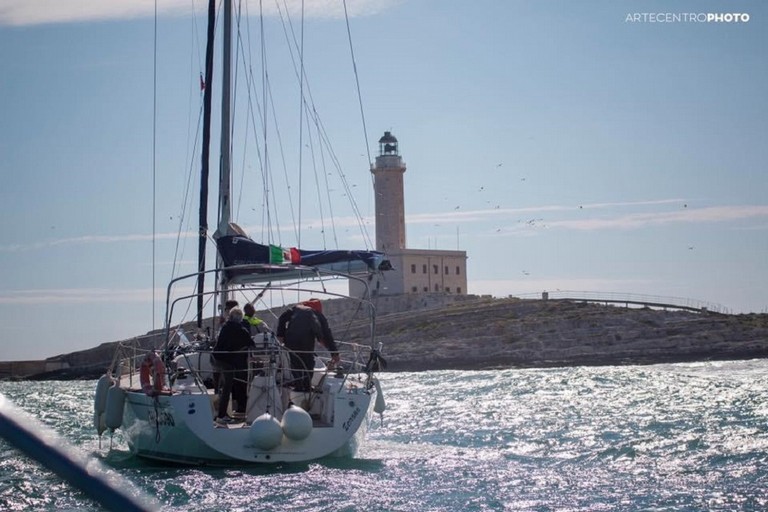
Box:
(94, 374, 113, 415)
(93, 410, 106, 437)
(249, 413, 283, 450)
(373, 377, 386, 415)
(93, 374, 113, 435)
(281, 405, 312, 441)
(104, 385, 126, 430)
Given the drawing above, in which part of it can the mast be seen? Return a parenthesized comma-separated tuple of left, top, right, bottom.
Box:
(196, 0, 216, 329)
(216, 0, 234, 309)
(218, 0, 233, 233)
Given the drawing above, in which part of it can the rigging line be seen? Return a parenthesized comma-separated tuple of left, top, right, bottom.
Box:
(341, 0, 376, 250)
(342, 0, 373, 168)
(276, 0, 370, 249)
(233, 1, 246, 220)
(317, 125, 340, 247)
(254, 0, 279, 246)
(265, 76, 296, 245)
(305, 122, 327, 248)
(238, 0, 278, 247)
(171, 103, 204, 282)
(173, 5, 208, 284)
(234, 0, 265, 230)
(312, 116, 374, 249)
(297, 0, 306, 248)
(275, 0, 351, 248)
(229, 0, 244, 221)
(304, 107, 339, 247)
(272, 1, 301, 244)
(152, 0, 158, 332)
(258, 0, 271, 244)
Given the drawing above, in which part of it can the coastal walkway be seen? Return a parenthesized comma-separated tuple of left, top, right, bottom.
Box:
(522, 290, 730, 314)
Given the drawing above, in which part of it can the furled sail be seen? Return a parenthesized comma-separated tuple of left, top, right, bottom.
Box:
(216, 234, 391, 283)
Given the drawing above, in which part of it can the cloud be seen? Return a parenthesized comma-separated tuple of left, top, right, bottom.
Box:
(0, 0, 399, 27)
(406, 202, 768, 233)
(3, 202, 765, 253)
(0, 231, 196, 253)
(0, 287, 157, 305)
(546, 205, 768, 231)
(405, 199, 686, 226)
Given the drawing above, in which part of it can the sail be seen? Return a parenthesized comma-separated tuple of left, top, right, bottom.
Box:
(216, 234, 391, 283)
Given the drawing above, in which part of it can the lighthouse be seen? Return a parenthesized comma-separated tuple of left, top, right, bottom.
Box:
(351, 131, 468, 298)
(371, 131, 407, 252)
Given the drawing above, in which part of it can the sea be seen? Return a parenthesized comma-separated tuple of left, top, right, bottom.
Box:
(2, 359, 768, 511)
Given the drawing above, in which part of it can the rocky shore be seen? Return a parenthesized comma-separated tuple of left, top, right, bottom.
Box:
(8, 296, 768, 380)
(359, 298, 768, 371)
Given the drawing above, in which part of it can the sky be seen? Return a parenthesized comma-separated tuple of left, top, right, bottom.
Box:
(1, 0, 766, 361)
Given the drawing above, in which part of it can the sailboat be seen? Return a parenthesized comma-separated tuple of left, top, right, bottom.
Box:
(93, 0, 389, 465)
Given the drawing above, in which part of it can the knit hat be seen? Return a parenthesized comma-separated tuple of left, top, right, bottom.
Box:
(302, 298, 322, 313)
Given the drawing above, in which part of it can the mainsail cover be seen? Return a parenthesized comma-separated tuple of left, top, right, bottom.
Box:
(216, 235, 391, 282)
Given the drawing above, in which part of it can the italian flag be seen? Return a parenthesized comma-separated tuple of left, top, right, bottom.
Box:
(268, 245, 301, 265)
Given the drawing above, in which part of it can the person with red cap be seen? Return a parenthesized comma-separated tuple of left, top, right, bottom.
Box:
(276, 299, 340, 391)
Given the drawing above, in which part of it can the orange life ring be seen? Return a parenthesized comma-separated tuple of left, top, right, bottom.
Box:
(140, 351, 166, 396)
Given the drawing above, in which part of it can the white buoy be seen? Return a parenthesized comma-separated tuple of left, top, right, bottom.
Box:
(281, 405, 312, 441)
(249, 413, 283, 450)
(373, 378, 386, 415)
(104, 386, 126, 430)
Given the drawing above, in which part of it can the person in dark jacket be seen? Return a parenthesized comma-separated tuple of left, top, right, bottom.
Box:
(210, 299, 240, 394)
(213, 307, 254, 423)
(276, 301, 339, 391)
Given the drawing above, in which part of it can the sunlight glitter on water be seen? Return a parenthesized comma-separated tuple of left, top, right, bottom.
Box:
(2, 360, 768, 510)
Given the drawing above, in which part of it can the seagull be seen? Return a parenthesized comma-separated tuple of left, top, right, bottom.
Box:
(454, 206, 460, 210)
(496, 163, 503, 167)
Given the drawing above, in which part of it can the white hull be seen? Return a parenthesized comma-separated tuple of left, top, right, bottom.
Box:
(117, 373, 375, 465)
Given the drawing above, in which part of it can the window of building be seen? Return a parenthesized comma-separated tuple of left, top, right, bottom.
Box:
(434, 283, 439, 291)
(456, 266, 461, 275)
(457, 287, 462, 293)
(411, 286, 417, 292)
(445, 287, 451, 293)
(422, 264, 427, 274)
(423, 286, 428, 292)
(411, 264, 416, 273)
(433, 264, 438, 274)
(444, 266, 449, 275)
